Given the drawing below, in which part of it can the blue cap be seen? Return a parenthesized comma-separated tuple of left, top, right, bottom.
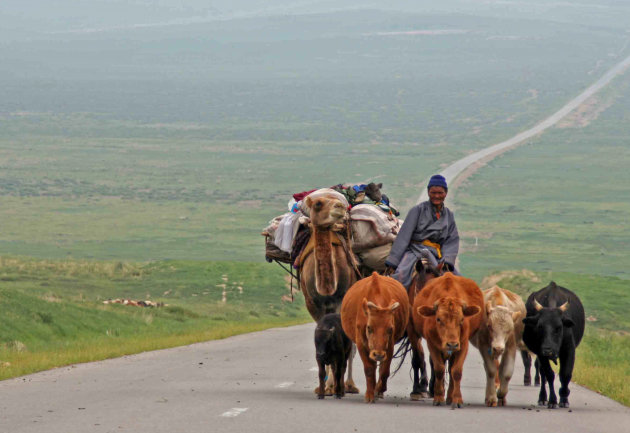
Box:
(427, 174, 448, 191)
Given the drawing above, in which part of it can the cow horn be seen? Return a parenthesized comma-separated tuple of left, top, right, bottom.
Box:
(366, 301, 378, 310)
(389, 302, 400, 312)
(534, 298, 544, 311)
(558, 301, 569, 312)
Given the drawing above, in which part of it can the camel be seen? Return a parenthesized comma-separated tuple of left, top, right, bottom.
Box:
(297, 191, 360, 395)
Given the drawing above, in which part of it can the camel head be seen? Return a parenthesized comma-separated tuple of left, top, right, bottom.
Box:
(305, 195, 347, 229)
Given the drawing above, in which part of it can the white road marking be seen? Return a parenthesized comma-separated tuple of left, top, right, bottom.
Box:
(275, 382, 294, 388)
(221, 408, 248, 418)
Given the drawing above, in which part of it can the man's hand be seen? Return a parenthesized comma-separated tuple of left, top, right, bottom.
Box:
(383, 265, 396, 276)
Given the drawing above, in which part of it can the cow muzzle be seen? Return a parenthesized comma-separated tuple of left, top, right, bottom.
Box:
(369, 351, 386, 362)
(444, 342, 460, 355)
(492, 346, 504, 359)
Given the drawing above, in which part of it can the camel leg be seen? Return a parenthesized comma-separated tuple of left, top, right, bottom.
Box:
(344, 343, 359, 394)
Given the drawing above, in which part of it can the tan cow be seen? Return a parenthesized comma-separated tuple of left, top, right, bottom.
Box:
(341, 273, 410, 403)
(470, 285, 526, 406)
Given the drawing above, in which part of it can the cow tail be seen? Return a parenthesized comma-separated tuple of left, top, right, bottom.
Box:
(391, 334, 411, 376)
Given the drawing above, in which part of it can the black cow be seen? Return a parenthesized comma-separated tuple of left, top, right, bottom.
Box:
(314, 313, 352, 399)
(522, 281, 585, 409)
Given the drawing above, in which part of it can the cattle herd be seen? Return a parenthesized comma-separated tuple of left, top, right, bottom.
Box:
(313, 271, 585, 409)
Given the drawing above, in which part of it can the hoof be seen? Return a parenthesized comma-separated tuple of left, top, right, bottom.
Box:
(548, 402, 558, 409)
(538, 400, 547, 406)
(559, 402, 569, 408)
(377, 392, 384, 399)
(486, 399, 497, 407)
(524, 379, 531, 387)
(364, 396, 375, 404)
(334, 394, 343, 399)
(410, 392, 427, 401)
(433, 400, 443, 406)
(345, 383, 360, 394)
(317, 394, 324, 400)
(498, 398, 506, 407)
(535, 378, 540, 386)
(451, 402, 462, 409)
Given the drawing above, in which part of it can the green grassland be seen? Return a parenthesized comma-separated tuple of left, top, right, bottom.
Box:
(0, 256, 309, 380)
(456, 72, 630, 281)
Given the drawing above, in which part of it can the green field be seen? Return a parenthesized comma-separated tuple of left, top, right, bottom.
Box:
(0, 256, 309, 380)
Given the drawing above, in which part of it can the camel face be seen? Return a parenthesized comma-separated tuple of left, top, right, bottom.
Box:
(306, 196, 347, 228)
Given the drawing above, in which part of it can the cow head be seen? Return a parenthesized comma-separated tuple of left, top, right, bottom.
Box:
(314, 324, 339, 364)
(418, 297, 480, 357)
(523, 299, 573, 362)
(305, 195, 347, 229)
(485, 302, 522, 360)
(362, 298, 400, 362)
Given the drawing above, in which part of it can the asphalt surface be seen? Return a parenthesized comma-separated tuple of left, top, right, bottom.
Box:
(1, 323, 629, 433)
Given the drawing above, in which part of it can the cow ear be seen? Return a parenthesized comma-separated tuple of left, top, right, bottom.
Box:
(418, 306, 436, 317)
(377, 183, 383, 189)
(562, 317, 575, 328)
(523, 316, 538, 326)
(362, 298, 369, 316)
(463, 305, 481, 317)
(305, 196, 313, 208)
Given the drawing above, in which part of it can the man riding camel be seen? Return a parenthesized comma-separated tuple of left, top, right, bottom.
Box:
(384, 174, 460, 288)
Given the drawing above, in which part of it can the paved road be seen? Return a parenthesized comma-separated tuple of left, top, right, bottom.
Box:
(418, 52, 630, 203)
(1, 323, 629, 433)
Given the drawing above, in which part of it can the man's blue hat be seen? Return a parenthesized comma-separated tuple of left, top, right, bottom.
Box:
(427, 174, 448, 191)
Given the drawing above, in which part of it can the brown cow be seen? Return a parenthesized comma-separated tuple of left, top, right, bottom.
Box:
(413, 273, 483, 408)
(341, 272, 410, 403)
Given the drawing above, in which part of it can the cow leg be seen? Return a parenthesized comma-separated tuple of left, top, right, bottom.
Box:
(534, 357, 541, 386)
(376, 348, 394, 399)
(559, 348, 575, 408)
(428, 344, 445, 406)
(358, 348, 377, 403)
(324, 365, 334, 395)
(480, 348, 498, 407)
(428, 356, 436, 398)
(497, 344, 516, 406)
(411, 337, 428, 400)
(333, 357, 344, 399)
(537, 358, 548, 406)
(316, 359, 326, 399)
(494, 359, 501, 389)
(521, 350, 532, 386)
(539, 357, 558, 408)
(447, 343, 468, 408)
(344, 344, 359, 394)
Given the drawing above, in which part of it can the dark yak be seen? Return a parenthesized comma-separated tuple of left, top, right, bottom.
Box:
(522, 281, 585, 409)
(314, 313, 352, 399)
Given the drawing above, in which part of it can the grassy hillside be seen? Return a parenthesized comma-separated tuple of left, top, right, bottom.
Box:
(0, 256, 308, 380)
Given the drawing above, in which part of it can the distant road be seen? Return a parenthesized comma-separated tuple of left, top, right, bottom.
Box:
(2, 324, 629, 432)
(418, 52, 630, 203)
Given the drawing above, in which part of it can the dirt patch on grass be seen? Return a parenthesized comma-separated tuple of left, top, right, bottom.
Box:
(480, 269, 540, 290)
(556, 95, 614, 129)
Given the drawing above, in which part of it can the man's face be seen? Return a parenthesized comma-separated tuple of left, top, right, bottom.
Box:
(428, 186, 447, 208)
